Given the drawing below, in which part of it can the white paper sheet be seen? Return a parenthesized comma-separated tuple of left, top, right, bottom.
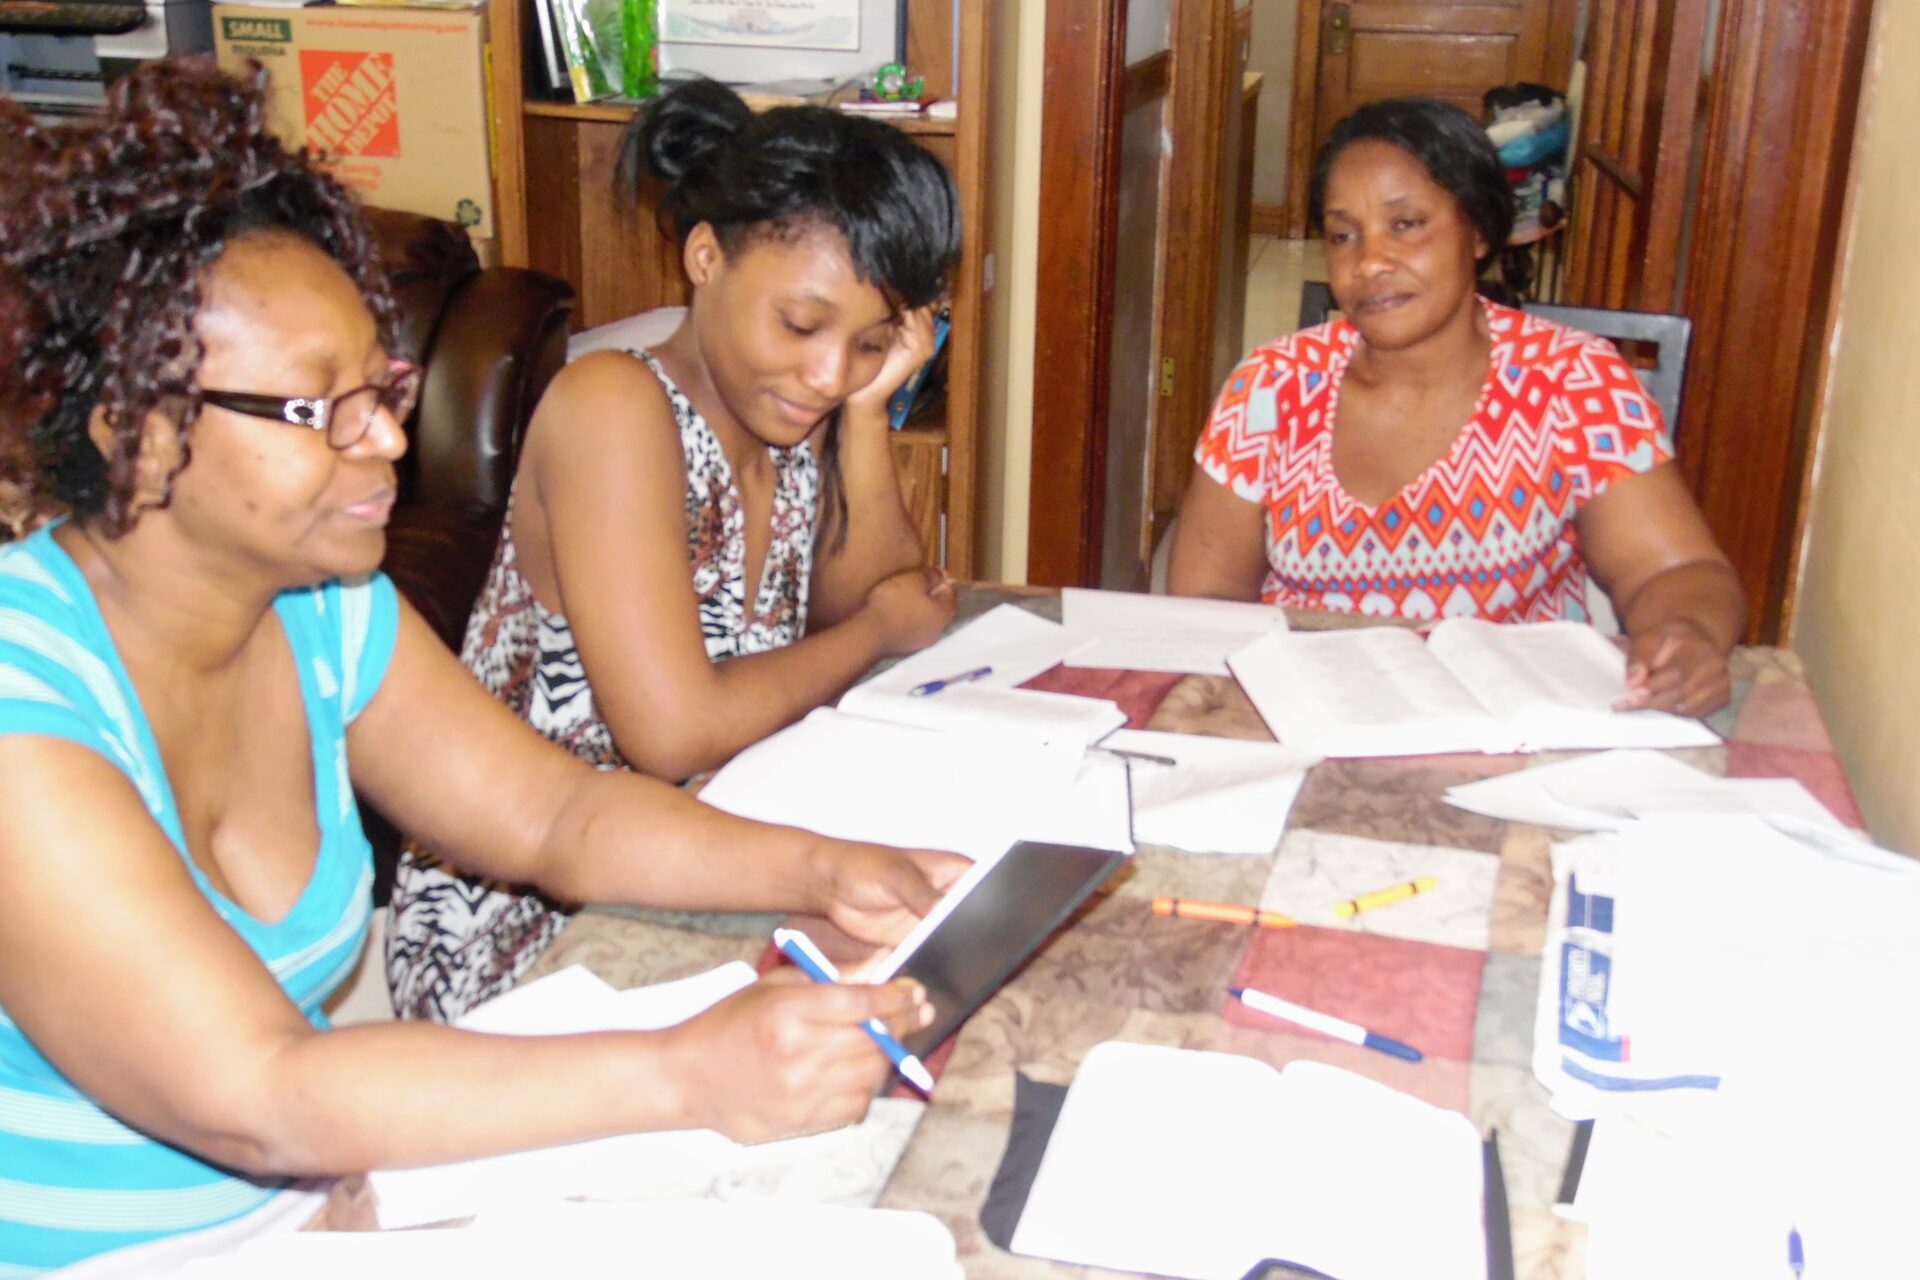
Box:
(697, 707, 1085, 861)
(184, 1200, 963, 1279)
(1010, 1042, 1485, 1280)
(1098, 728, 1316, 854)
(369, 964, 924, 1229)
(1444, 750, 1856, 840)
(1060, 588, 1289, 676)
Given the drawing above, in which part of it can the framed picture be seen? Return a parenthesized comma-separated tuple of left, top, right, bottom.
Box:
(656, 0, 902, 84)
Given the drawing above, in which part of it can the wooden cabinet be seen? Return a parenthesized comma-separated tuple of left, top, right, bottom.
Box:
(483, 0, 988, 576)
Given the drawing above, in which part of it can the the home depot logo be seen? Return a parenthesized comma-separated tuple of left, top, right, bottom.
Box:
(299, 50, 399, 158)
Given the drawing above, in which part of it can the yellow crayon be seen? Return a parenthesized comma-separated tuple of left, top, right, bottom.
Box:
(1334, 876, 1439, 919)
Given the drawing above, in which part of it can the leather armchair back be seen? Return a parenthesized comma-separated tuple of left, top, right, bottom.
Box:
(364, 210, 576, 647)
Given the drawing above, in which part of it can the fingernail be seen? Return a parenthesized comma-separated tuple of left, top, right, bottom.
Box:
(919, 1002, 936, 1028)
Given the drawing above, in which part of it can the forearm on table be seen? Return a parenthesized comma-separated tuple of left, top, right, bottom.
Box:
(610, 611, 890, 780)
(1616, 559, 1747, 652)
(526, 760, 827, 912)
(221, 1021, 702, 1177)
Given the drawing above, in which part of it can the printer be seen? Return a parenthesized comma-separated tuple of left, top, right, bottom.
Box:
(1, 0, 213, 117)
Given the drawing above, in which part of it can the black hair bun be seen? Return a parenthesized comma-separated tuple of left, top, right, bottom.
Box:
(632, 77, 753, 188)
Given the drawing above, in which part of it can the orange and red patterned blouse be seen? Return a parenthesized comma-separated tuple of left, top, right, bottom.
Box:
(1194, 300, 1672, 624)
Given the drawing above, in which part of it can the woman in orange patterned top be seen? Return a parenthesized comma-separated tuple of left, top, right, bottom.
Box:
(1169, 98, 1742, 716)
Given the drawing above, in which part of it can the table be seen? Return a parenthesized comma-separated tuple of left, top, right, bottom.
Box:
(317, 588, 1864, 1278)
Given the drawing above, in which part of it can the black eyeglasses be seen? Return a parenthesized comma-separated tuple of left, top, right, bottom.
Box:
(198, 362, 423, 450)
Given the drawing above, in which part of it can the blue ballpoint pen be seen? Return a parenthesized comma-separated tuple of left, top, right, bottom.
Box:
(771, 928, 935, 1093)
(907, 665, 993, 696)
(1788, 1225, 1804, 1278)
(1231, 986, 1424, 1063)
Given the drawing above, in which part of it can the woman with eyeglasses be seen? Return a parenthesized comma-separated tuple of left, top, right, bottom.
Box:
(387, 78, 962, 1023)
(0, 59, 962, 1274)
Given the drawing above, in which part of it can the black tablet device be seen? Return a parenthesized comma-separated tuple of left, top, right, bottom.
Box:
(888, 840, 1130, 1059)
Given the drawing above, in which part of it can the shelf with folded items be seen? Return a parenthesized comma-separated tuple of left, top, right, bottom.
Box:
(522, 98, 958, 137)
(490, 0, 988, 576)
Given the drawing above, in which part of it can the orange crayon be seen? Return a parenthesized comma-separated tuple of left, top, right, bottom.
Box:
(1152, 895, 1298, 929)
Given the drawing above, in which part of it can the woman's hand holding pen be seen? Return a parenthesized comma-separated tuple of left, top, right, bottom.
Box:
(665, 969, 933, 1144)
(1620, 617, 1730, 716)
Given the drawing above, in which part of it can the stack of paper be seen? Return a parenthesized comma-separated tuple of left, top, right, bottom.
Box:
(368, 965, 925, 1229)
(1534, 814, 1920, 1276)
(1445, 749, 1856, 840)
(1535, 815, 1919, 1128)
(183, 1201, 962, 1279)
(1228, 619, 1720, 757)
(1060, 587, 1289, 676)
(1010, 1041, 1486, 1280)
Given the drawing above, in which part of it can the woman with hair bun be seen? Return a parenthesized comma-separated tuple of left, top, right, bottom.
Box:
(0, 58, 961, 1273)
(388, 78, 964, 1021)
(1170, 96, 1744, 715)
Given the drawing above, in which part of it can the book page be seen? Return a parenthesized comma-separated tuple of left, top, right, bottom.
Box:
(1428, 620, 1719, 751)
(860, 603, 1091, 696)
(1061, 587, 1289, 676)
(1229, 628, 1508, 757)
(1010, 1042, 1288, 1279)
(1011, 1043, 1486, 1280)
(1263, 1062, 1487, 1280)
(839, 681, 1127, 750)
(1427, 618, 1625, 714)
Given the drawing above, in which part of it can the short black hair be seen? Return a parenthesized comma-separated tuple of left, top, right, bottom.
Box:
(1308, 97, 1514, 264)
(617, 77, 960, 310)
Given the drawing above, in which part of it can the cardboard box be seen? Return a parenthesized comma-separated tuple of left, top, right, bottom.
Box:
(215, 3, 495, 237)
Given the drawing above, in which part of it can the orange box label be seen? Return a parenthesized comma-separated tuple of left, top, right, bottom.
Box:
(300, 49, 400, 158)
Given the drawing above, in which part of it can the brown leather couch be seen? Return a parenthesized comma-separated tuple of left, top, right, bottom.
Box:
(367, 208, 576, 648)
(362, 210, 576, 896)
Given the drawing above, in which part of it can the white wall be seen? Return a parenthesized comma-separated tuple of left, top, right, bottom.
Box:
(977, 0, 1044, 582)
(1790, 0, 1920, 853)
(1248, 0, 1296, 209)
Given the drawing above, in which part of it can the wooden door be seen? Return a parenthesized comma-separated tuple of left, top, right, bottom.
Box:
(1562, 0, 1710, 312)
(1029, 0, 1242, 587)
(1285, 0, 1577, 234)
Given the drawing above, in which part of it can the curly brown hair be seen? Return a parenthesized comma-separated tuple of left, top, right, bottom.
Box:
(0, 55, 397, 537)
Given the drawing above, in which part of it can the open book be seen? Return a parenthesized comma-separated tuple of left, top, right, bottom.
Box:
(839, 604, 1125, 749)
(1011, 1041, 1487, 1280)
(1228, 619, 1720, 757)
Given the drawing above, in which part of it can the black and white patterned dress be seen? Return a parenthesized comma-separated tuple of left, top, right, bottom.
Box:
(385, 351, 820, 1022)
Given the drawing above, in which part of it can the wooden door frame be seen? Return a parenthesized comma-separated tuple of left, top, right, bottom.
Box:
(1679, 0, 1876, 642)
(1281, 0, 1581, 238)
(1027, 0, 1239, 586)
(1026, 0, 1128, 586)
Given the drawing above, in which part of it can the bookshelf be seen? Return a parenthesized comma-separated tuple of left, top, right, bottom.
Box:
(484, 0, 989, 576)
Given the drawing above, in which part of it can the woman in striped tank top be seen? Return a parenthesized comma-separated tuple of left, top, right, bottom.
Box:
(0, 59, 961, 1274)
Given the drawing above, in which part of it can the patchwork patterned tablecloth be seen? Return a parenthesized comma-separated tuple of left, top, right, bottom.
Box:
(318, 590, 1863, 1279)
